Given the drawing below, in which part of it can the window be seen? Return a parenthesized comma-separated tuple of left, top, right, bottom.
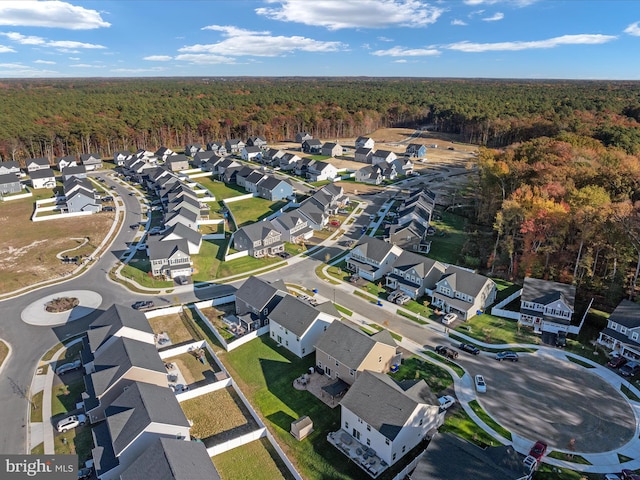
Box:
(621, 327, 628, 334)
(366, 439, 371, 446)
(345, 421, 349, 429)
(350, 369, 355, 376)
(402, 446, 406, 453)
(302, 348, 305, 354)
(419, 418, 423, 426)
(296, 337, 300, 342)
(285, 340, 288, 346)
(392, 453, 396, 461)
(633, 332, 639, 341)
(611, 323, 617, 331)
(324, 325, 328, 331)
(367, 425, 371, 432)
(336, 360, 339, 366)
(385, 438, 390, 445)
(378, 356, 382, 362)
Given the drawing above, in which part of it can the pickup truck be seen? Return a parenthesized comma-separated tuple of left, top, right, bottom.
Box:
(435, 345, 459, 359)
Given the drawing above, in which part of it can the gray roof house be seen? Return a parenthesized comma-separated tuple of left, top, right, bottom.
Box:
(91, 382, 190, 479)
(25, 157, 50, 172)
(296, 198, 328, 230)
(354, 147, 373, 163)
(279, 152, 301, 171)
(295, 132, 313, 143)
(355, 136, 375, 149)
(0, 173, 21, 195)
(159, 222, 202, 255)
(164, 207, 198, 230)
(165, 154, 190, 172)
(241, 145, 263, 162)
(385, 219, 432, 254)
(63, 176, 94, 197)
(114, 151, 132, 166)
(166, 194, 202, 217)
(315, 321, 398, 386)
(225, 138, 246, 153)
(66, 186, 101, 213)
(405, 143, 427, 159)
(597, 300, 640, 360)
(232, 221, 284, 258)
(80, 153, 102, 170)
(355, 165, 382, 185)
(432, 266, 497, 320)
(307, 160, 338, 182)
(61, 164, 87, 181)
(192, 150, 218, 168)
(0, 160, 21, 176)
(256, 175, 294, 201)
(206, 141, 227, 156)
(302, 138, 322, 154)
(272, 209, 314, 243)
(519, 277, 577, 334)
(185, 143, 203, 156)
(119, 437, 221, 480)
(346, 236, 403, 281)
(235, 276, 287, 329)
(247, 135, 267, 148)
(244, 170, 268, 193)
(335, 371, 440, 469)
(371, 149, 397, 165)
(396, 188, 436, 226)
(148, 238, 192, 279)
(385, 250, 446, 300)
(83, 336, 167, 422)
(321, 142, 342, 157)
(268, 294, 338, 357)
(55, 155, 77, 171)
(29, 168, 56, 189)
(155, 147, 175, 161)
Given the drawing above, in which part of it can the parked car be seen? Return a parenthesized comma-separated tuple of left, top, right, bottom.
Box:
(435, 345, 459, 359)
(395, 294, 411, 305)
(604, 474, 621, 480)
(474, 375, 487, 393)
(55, 359, 82, 375)
(607, 356, 628, 369)
(442, 313, 457, 325)
(437, 395, 456, 410)
(329, 220, 340, 227)
(528, 440, 547, 462)
(132, 300, 154, 310)
(388, 291, 402, 303)
(129, 224, 139, 230)
(495, 351, 519, 362)
(102, 206, 115, 212)
(77, 467, 93, 479)
(556, 331, 567, 348)
(175, 275, 189, 285)
(620, 361, 640, 377)
(56, 414, 86, 433)
(458, 343, 480, 355)
(278, 251, 291, 259)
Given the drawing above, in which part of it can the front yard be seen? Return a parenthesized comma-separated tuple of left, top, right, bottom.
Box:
(453, 313, 540, 346)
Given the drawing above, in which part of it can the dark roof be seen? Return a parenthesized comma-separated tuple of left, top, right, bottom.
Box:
(392, 250, 445, 285)
(268, 294, 326, 337)
(0, 160, 20, 169)
(148, 238, 190, 261)
(27, 157, 50, 166)
(296, 199, 325, 225)
(56, 155, 76, 164)
(352, 236, 398, 264)
(160, 222, 202, 246)
(322, 142, 339, 149)
(258, 175, 289, 191)
(29, 168, 55, 179)
(87, 304, 153, 351)
(120, 437, 221, 480)
(609, 299, 640, 329)
(315, 321, 395, 369)
(340, 371, 437, 441)
(372, 149, 395, 158)
(272, 210, 307, 230)
(0, 173, 20, 185)
(521, 277, 576, 308)
(303, 138, 322, 146)
(91, 420, 119, 476)
(165, 207, 198, 225)
(106, 382, 189, 456)
(235, 221, 280, 244)
(355, 147, 373, 155)
(235, 276, 284, 312)
(244, 145, 262, 153)
(62, 165, 86, 175)
(166, 154, 189, 164)
(437, 265, 494, 297)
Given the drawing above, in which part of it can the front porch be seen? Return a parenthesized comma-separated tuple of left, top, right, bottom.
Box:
(327, 430, 388, 478)
(598, 329, 640, 361)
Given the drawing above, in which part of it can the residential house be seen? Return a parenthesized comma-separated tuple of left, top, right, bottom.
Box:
(302, 138, 322, 154)
(263, 148, 286, 166)
(55, 155, 77, 171)
(113, 151, 131, 166)
(165, 154, 190, 172)
(91, 382, 190, 480)
(295, 132, 313, 143)
(200, 154, 224, 173)
(405, 144, 427, 159)
(386, 219, 432, 253)
(80, 153, 102, 170)
(29, 168, 56, 189)
(221, 165, 242, 184)
(304, 183, 348, 216)
(164, 207, 198, 229)
(346, 236, 403, 281)
(185, 144, 203, 157)
(234, 165, 259, 188)
(247, 135, 267, 148)
(148, 238, 192, 279)
(61, 165, 87, 182)
(242, 146, 263, 162)
(206, 141, 227, 156)
(225, 138, 245, 154)
(354, 147, 373, 164)
(159, 222, 202, 255)
(431, 266, 497, 320)
(391, 157, 413, 176)
(268, 294, 338, 357)
(411, 432, 535, 480)
(279, 153, 301, 171)
(272, 209, 313, 243)
(395, 188, 436, 226)
(296, 199, 328, 230)
(83, 336, 166, 422)
(321, 142, 342, 158)
(336, 371, 440, 469)
(597, 300, 640, 360)
(371, 150, 397, 165)
(119, 437, 221, 480)
(0, 174, 21, 195)
(355, 165, 382, 185)
(235, 276, 287, 330)
(355, 136, 375, 149)
(215, 158, 241, 176)
(192, 151, 218, 168)
(233, 221, 284, 258)
(519, 277, 577, 334)
(307, 160, 338, 182)
(0, 160, 21, 176)
(243, 170, 267, 193)
(63, 177, 94, 198)
(134, 149, 156, 160)
(66, 180, 101, 213)
(315, 321, 398, 385)
(256, 175, 294, 201)
(385, 250, 445, 299)
(25, 157, 50, 172)
(154, 147, 175, 162)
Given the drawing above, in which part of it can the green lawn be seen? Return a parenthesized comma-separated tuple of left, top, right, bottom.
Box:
(427, 212, 468, 264)
(227, 197, 288, 227)
(52, 379, 85, 417)
(468, 400, 512, 441)
(492, 278, 522, 303)
(423, 351, 466, 377)
(440, 406, 500, 448)
(192, 239, 225, 281)
(54, 425, 93, 468)
(196, 177, 246, 200)
(120, 259, 174, 288)
(213, 438, 294, 480)
(31, 390, 44, 422)
(454, 313, 540, 345)
(389, 356, 453, 394)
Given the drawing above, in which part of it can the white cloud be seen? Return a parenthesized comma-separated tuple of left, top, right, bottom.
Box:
(624, 21, 640, 36)
(144, 55, 172, 62)
(451, 19, 467, 26)
(69, 63, 104, 68)
(0, 1, 110, 29)
(0, 45, 16, 53)
(34, 59, 56, 64)
(482, 12, 504, 21)
(0, 32, 105, 49)
(464, 0, 537, 5)
(378, 36, 394, 42)
(362, 43, 371, 50)
(256, 0, 443, 29)
(174, 53, 236, 64)
(68, 57, 79, 60)
(447, 34, 617, 52)
(0, 62, 57, 76)
(372, 46, 440, 56)
(47, 40, 105, 49)
(112, 67, 166, 73)
(180, 26, 345, 57)
(394, 59, 408, 63)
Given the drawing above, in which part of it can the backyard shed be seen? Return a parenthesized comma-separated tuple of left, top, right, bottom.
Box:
(291, 416, 314, 441)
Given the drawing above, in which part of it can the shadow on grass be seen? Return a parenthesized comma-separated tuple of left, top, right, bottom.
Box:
(266, 410, 297, 431)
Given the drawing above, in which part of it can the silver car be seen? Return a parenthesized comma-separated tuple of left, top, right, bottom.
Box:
(56, 414, 87, 433)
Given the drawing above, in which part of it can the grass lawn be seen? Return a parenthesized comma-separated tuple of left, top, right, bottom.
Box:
(51, 379, 85, 417)
(199, 223, 225, 235)
(0, 195, 114, 294)
(198, 307, 236, 341)
(0, 340, 8, 367)
(423, 351, 466, 378)
(192, 239, 225, 281)
(181, 387, 257, 440)
(148, 313, 195, 345)
(334, 304, 353, 316)
(397, 309, 428, 325)
(216, 254, 284, 279)
(31, 443, 44, 455)
(534, 465, 600, 480)
(426, 212, 468, 265)
(54, 425, 92, 467)
(165, 350, 219, 384)
(213, 438, 293, 480)
(468, 400, 512, 441)
(196, 177, 247, 200)
(492, 277, 522, 303)
(227, 197, 288, 227)
(454, 313, 540, 345)
(120, 259, 174, 289)
(390, 356, 453, 394)
(547, 451, 591, 465)
(31, 390, 44, 422)
(440, 406, 500, 448)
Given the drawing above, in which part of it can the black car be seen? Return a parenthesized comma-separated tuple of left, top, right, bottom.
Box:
(555, 331, 567, 348)
(620, 361, 640, 377)
(458, 343, 480, 355)
(495, 351, 519, 362)
(435, 345, 459, 359)
(78, 467, 93, 479)
(278, 251, 291, 259)
(607, 356, 628, 369)
(132, 300, 154, 310)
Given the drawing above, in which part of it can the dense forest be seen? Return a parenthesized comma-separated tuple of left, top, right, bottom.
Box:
(1, 77, 640, 304)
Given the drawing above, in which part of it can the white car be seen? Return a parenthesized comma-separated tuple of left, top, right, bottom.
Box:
(55, 359, 82, 375)
(475, 375, 487, 393)
(56, 414, 87, 433)
(437, 395, 456, 410)
(395, 294, 411, 305)
(442, 313, 458, 325)
(387, 291, 402, 303)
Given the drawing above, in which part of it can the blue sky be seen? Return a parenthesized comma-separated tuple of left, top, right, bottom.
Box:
(0, 0, 639, 79)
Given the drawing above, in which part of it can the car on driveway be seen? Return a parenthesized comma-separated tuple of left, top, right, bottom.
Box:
(607, 356, 628, 369)
(474, 375, 487, 393)
(442, 313, 457, 325)
(435, 345, 459, 359)
(395, 294, 411, 305)
(77, 467, 93, 479)
(495, 351, 519, 362)
(175, 275, 189, 285)
(278, 251, 291, 259)
(132, 300, 154, 311)
(528, 440, 547, 462)
(388, 291, 402, 303)
(56, 414, 86, 433)
(55, 359, 82, 375)
(458, 343, 480, 355)
(556, 331, 567, 348)
(437, 395, 456, 410)
(619, 361, 640, 377)
(129, 224, 139, 230)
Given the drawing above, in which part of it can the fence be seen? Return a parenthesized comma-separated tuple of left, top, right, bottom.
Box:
(222, 193, 254, 204)
(1, 191, 32, 202)
(176, 377, 233, 402)
(144, 305, 183, 318)
(206, 428, 267, 457)
(32, 209, 95, 222)
(490, 288, 522, 320)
